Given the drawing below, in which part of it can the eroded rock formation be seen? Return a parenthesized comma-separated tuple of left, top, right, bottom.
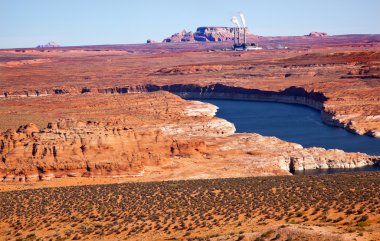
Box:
(307, 32, 328, 37)
(1, 36, 380, 183)
(1, 43, 379, 138)
(0, 92, 378, 182)
(1, 121, 167, 181)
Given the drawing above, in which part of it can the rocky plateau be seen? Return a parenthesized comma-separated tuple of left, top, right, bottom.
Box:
(0, 34, 380, 183)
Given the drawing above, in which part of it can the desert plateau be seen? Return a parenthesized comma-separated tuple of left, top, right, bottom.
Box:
(1, 1, 380, 240)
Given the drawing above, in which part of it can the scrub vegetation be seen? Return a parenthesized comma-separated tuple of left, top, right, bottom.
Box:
(0, 172, 379, 240)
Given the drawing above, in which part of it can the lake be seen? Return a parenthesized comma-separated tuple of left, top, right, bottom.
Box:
(197, 99, 380, 156)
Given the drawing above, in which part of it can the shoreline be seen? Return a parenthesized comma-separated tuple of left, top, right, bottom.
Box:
(0, 91, 379, 187)
(2, 83, 377, 138)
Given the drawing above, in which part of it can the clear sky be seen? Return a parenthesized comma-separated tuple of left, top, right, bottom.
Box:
(1, 0, 380, 48)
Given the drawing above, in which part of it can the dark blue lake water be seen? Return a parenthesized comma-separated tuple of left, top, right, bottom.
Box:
(195, 99, 380, 175)
(196, 99, 380, 156)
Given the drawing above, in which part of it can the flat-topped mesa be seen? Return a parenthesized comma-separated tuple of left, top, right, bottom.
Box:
(163, 27, 251, 43)
(306, 32, 328, 37)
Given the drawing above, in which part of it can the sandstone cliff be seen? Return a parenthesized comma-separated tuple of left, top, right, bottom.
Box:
(1, 39, 380, 183)
(0, 120, 208, 182)
(306, 32, 328, 37)
(0, 92, 378, 182)
(2, 46, 378, 139)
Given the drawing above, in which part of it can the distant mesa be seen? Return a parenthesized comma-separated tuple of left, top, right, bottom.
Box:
(306, 32, 328, 37)
(36, 41, 60, 48)
(163, 27, 251, 43)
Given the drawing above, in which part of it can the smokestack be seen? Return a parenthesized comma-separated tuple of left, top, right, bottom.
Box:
(233, 27, 236, 46)
(231, 16, 241, 48)
(243, 28, 246, 46)
(239, 13, 247, 48)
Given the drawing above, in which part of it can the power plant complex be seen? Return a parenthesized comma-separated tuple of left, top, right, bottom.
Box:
(231, 13, 262, 51)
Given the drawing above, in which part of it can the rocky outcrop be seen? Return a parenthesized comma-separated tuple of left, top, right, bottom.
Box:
(0, 92, 378, 182)
(0, 93, 225, 182)
(163, 27, 251, 43)
(0, 120, 166, 181)
(210, 134, 378, 174)
(1, 119, 377, 183)
(163, 30, 196, 43)
(286, 148, 377, 171)
(0, 119, 219, 182)
(306, 32, 328, 37)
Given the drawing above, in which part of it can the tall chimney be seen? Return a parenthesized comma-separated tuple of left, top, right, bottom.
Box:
(244, 27, 246, 46)
(233, 27, 236, 46)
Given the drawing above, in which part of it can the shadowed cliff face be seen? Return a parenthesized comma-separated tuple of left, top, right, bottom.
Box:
(0, 92, 378, 183)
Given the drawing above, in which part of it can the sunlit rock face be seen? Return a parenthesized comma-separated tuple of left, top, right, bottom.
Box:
(1, 92, 378, 182)
(1, 34, 380, 182)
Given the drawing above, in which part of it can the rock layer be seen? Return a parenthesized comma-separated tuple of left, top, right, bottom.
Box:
(0, 92, 378, 182)
(6, 82, 375, 138)
(1, 37, 380, 183)
(1, 44, 379, 138)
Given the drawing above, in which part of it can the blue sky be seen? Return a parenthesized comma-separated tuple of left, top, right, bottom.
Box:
(1, 0, 379, 48)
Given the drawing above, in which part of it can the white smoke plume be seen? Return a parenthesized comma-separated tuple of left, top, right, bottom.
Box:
(231, 16, 241, 28)
(239, 13, 246, 28)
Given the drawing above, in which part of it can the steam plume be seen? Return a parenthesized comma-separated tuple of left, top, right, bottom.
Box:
(239, 13, 246, 28)
(231, 16, 241, 28)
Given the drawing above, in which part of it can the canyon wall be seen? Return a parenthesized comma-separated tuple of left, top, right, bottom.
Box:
(0, 92, 379, 183)
(145, 84, 377, 138)
(93, 83, 376, 137)
(145, 84, 326, 110)
(2, 83, 379, 138)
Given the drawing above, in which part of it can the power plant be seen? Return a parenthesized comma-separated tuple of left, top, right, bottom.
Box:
(231, 13, 262, 51)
